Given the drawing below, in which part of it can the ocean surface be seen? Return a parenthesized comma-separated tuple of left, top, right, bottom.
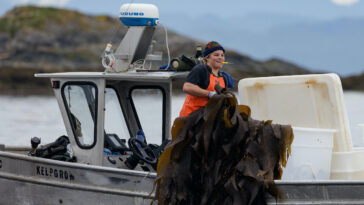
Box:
(0, 92, 363, 147)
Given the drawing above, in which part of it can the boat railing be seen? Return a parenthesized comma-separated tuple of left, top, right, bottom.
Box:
(1, 146, 29, 154)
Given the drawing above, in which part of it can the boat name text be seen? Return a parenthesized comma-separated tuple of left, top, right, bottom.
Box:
(36, 166, 74, 181)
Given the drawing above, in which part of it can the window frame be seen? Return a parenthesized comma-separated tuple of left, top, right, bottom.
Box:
(61, 81, 98, 149)
(129, 85, 166, 142)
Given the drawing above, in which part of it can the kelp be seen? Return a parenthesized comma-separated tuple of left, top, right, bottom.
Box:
(154, 85, 294, 205)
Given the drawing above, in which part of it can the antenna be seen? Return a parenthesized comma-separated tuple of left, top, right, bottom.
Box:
(102, 3, 161, 72)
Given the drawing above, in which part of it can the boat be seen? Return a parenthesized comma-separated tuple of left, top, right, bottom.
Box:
(0, 3, 175, 204)
(0, 70, 182, 204)
(1, 3, 364, 205)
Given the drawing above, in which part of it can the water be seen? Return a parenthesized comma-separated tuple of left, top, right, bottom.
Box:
(0, 96, 65, 146)
(343, 91, 364, 146)
(0, 92, 363, 147)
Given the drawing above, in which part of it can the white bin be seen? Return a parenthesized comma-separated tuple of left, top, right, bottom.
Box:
(281, 127, 336, 180)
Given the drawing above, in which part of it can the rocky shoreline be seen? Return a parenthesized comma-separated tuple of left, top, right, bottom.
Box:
(1, 6, 362, 95)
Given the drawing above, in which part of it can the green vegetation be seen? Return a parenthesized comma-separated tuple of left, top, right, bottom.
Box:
(1, 6, 70, 35)
(0, 6, 121, 37)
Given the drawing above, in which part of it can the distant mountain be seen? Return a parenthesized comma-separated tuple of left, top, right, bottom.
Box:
(0, 6, 311, 94)
(163, 13, 364, 76)
(162, 12, 313, 34)
(234, 12, 314, 32)
(342, 73, 364, 91)
(237, 17, 364, 75)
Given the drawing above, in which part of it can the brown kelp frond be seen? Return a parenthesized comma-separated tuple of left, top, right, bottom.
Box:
(155, 86, 294, 205)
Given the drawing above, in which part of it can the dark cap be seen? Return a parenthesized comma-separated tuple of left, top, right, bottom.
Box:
(203, 41, 225, 57)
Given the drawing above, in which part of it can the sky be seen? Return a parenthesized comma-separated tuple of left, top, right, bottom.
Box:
(1, 0, 364, 75)
(2, 0, 364, 20)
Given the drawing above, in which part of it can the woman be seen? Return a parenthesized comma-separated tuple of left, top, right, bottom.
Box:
(179, 41, 233, 117)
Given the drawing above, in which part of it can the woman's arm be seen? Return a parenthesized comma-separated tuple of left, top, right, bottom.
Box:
(182, 82, 209, 97)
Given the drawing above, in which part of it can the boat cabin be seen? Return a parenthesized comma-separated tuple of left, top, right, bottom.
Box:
(35, 71, 187, 171)
(32, 3, 191, 171)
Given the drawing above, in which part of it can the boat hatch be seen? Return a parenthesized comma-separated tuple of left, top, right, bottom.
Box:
(35, 72, 186, 167)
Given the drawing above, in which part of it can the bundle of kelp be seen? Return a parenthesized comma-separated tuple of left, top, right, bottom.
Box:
(154, 86, 294, 205)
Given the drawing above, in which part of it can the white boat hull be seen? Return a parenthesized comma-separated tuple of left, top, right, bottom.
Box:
(3, 151, 364, 204)
(0, 151, 155, 205)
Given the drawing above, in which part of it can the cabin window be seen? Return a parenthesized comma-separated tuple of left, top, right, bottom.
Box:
(62, 83, 97, 149)
(104, 88, 130, 142)
(131, 88, 164, 145)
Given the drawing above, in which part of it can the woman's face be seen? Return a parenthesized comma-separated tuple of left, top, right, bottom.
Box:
(206, 50, 225, 70)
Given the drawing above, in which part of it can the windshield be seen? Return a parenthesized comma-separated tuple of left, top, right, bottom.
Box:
(104, 88, 130, 142)
(131, 88, 164, 145)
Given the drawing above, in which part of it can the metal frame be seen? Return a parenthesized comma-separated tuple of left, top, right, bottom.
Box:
(61, 81, 99, 149)
(129, 85, 167, 143)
